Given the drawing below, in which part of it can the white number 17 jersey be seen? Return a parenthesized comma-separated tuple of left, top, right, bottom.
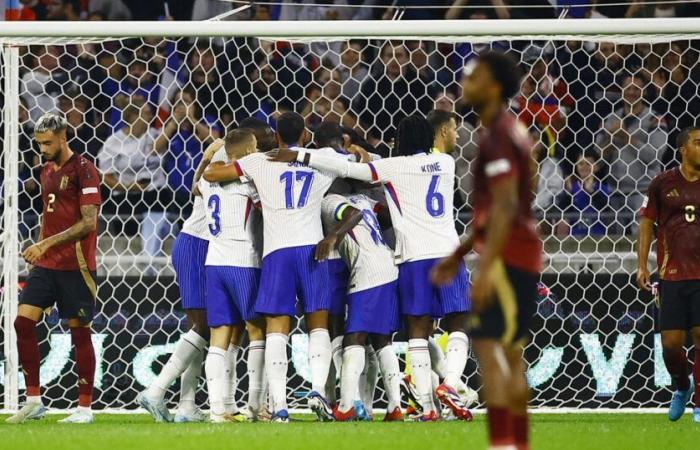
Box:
(368, 152, 460, 264)
(235, 147, 346, 257)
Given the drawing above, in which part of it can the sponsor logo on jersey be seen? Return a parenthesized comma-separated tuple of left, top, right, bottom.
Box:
(666, 188, 680, 198)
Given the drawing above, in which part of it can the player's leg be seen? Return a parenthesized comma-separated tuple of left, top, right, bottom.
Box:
(245, 317, 267, 419)
(690, 281, 700, 423)
(335, 332, 368, 420)
(371, 334, 403, 421)
(474, 339, 515, 449)
(255, 248, 299, 422)
(658, 280, 693, 421)
(223, 324, 245, 416)
(360, 345, 379, 419)
(504, 345, 530, 450)
(206, 324, 234, 422)
(327, 313, 345, 406)
(172, 309, 208, 422)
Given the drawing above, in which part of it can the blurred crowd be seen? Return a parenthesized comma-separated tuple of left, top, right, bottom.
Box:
(2, 0, 699, 261)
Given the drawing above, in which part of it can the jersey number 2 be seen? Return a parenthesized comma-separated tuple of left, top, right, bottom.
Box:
(280, 171, 314, 209)
(208, 194, 221, 236)
(47, 193, 56, 212)
(425, 175, 445, 217)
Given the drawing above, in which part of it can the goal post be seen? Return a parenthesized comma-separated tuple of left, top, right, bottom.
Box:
(1, 18, 700, 413)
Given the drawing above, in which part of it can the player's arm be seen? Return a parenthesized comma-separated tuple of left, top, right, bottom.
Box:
(636, 217, 654, 291)
(203, 161, 242, 183)
(22, 204, 99, 265)
(315, 204, 363, 261)
(268, 148, 375, 182)
(192, 138, 224, 196)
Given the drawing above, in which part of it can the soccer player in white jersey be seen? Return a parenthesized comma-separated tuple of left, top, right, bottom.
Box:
(270, 114, 471, 421)
(203, 112, 353, 422)
(199, 129, 267, 423)
(318, 193, 404, 422)
(137, 138, 225, 423)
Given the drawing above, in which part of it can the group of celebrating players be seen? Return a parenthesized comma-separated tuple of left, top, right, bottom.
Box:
(7, 46, 700, 450)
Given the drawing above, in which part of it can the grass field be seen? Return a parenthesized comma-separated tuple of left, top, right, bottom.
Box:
(0, 414, 697, 450)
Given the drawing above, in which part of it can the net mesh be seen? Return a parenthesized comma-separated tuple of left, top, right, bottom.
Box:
(1, 34, 699, 410)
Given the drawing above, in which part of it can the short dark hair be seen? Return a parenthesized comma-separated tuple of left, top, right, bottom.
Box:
(225, 127, 255, 148)
(677, 126, 700, 149)
(426, 109, 455, 135)
(240, 117, 271, 132)
(276, 112, 306, 145)
(478, 51, 523, 101)
(240, 117, 275, 152)
(314, 120, 344, 149)
(395, 115, 433, 157)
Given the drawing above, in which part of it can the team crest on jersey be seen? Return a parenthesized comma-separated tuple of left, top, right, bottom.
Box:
(59, 175, 70, 190)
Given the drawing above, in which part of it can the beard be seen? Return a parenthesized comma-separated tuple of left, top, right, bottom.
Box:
(41, 152, 58, 162)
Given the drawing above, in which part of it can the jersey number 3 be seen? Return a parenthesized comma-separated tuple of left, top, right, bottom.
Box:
(426, 175, 445, 217)
(208, 194, 221, 236)
(280, 170, 315, 209)
(685, 205, 696, 223)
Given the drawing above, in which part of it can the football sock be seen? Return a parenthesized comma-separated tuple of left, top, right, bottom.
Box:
(308, 328, 332, 398)
(148, 329, 207, 400)
(362, 345, 379, 413)
(178, 345, 203, 414)
(247, 340, 265, 413)
(428, 336, 447, 379)
(408, 338, 434, 413)
(445, 332, 469, 388)
(431, 371, 441, 412)
(663, 346, 690, 391)
(205, 346, 227, 416)
(331, 335, 344, 374)
(512, 413, 529, 450)
(339, 345, 365, 412)
(377, 345, 402, 411)
(488, 406, 514, 448)
(694, 349, 700, 407)
(325, 359, 338, 406)
(224, 344, 241, 414)
(70, 326, 96, 408)
(15, 316, 41, 398)
(265, 333, 289, 412)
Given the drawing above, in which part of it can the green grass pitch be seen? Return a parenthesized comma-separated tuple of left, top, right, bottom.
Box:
(0, 414, 697, 450)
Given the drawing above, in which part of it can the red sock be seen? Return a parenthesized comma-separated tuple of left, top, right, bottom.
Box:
(70, 327, 95, 407)
(694, 350, 700, 408)
(513, 413, 529, 450)
(487, 407, 513, 447)
(14, 316, 40, 397)
(663, 347, 690, 391)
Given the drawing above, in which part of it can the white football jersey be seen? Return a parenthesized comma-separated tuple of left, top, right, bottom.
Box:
(181, 148, 231, 240)
(321, 194, 398, 293)
(202, 176, 262, 268)
(368, 152, 460, 264)
(235, 147, 347, 257)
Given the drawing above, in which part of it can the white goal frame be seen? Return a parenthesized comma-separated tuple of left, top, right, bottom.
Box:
(2, 17, 700, 412)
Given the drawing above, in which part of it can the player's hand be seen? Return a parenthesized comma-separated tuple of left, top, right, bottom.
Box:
(636, 267, 652, 291)
(471, 270, 495, 313)
(267, 148, 299, 163)
(347, 144, 371, 163)
(203, 138, 225, 162)
(22, 242, 47, 265)
(315, 234, 338, 261)
(430, 254, 461, 286)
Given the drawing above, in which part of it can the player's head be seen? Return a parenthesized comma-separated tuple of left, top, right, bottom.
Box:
(462, 51, 522, 109)
(240, 117, 276, 152)
(224, 128, 257, 160)
(314, 120, 344, 151)
(677, 126, 700, 170)
(426, 109, 457, 153)
(275, 111, 307, 148)
(395, 114, 433, 157)
(34, 111, 68, 162)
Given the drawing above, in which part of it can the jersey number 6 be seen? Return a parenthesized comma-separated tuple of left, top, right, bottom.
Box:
(426, 175, 445, 218)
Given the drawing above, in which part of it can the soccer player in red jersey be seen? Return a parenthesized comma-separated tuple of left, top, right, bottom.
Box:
(6, 112, 101, 424)
(637, 126, 700, 423)
(432, 52, 542, 450)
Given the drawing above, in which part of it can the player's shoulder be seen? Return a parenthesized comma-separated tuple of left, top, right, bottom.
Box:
(651, 167, 681, 185)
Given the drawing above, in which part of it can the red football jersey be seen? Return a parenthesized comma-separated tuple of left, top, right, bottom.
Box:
(641, 167, 700, 281)
(472, 110, 542, 274)
(37, 153, 101, 271)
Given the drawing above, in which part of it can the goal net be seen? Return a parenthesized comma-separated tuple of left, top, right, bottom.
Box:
(1, 19, 699, 412)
